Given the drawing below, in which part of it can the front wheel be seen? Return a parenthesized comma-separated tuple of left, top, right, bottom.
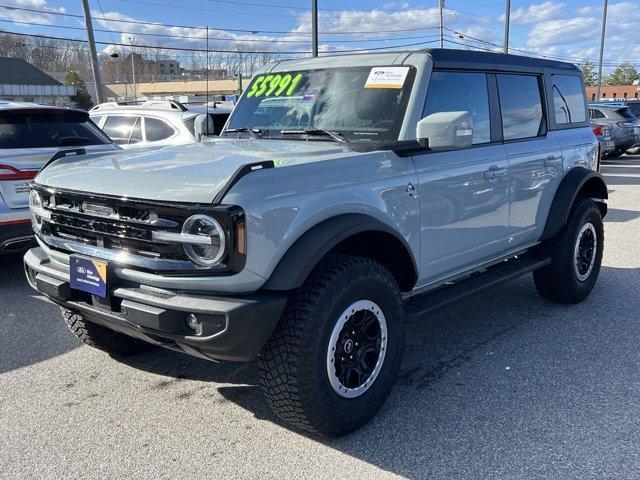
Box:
(533, 197, 604, 304)
(258, 254, 404, 437)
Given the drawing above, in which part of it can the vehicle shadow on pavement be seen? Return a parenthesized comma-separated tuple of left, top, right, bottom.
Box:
(0, 252, 81, 374)
(213, 265, 640, 478)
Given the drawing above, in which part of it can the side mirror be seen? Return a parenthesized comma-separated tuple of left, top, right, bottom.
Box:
(194, 113, 214, 142)
(416, 111, 473, 151)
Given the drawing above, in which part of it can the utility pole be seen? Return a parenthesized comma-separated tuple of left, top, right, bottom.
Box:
(311, 0, 318, 57)
(80, 0, 104, 104)
(503, 0, 511, 53)
(596, 0, 608, 101)
(129, 36, 137, 100)
(439, 0, 445, 49)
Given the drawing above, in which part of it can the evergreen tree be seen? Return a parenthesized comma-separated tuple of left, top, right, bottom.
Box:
(606, 62, 639, 86)
(580, 59, 598, 87)
(65, 70, 94, 110)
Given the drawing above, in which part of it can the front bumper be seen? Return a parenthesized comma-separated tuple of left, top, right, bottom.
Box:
(24, 247, 287, 362)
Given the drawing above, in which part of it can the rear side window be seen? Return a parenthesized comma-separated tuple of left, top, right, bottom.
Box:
(0, 110, 111, 149)
(145, 117, 175, 142)
(589, 109, 605, 119)
(102, 116, 137, 145)
(617, 108, 635, 119)
(497, 74, 544, 141)
(423, 71, 491, 144)
(551, 75, 586, 125)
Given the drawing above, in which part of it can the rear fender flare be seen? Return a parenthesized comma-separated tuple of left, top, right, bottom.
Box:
(541, 167, 608, 240)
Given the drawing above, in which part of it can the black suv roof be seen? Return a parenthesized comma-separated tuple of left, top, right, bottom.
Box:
(422, 48, 578, 73)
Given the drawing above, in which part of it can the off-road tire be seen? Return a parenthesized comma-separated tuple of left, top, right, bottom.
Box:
(533, 197, 604, 304)
(62, 308, 155, 356)
(258, 254, 404, 437)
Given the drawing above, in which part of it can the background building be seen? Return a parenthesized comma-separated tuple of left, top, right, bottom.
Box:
(0, 57, 76, 105)
(104, 77, 248, 102)
(586, 85, 640, 102)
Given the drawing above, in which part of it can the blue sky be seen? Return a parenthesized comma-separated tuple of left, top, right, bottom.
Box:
(1, 0, 638, 70)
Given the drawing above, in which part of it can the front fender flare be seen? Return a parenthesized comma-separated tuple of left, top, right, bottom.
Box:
(263, 214, 417, 291)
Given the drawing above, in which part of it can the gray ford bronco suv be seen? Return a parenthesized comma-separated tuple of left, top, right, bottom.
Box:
(25, 49, 607, 436)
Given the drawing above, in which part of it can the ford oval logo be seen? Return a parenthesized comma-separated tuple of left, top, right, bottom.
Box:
(76, 266, 86, 274)
(374, 70, 385, 75)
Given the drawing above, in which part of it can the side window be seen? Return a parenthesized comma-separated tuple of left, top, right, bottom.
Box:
(497, 74, 544, 141)
(102, 116, 137, 145)
(423, 71, 491, 145)
(551, 75, 587, 125)
(145, 117, 175, 142)
(589, 108, 605, 119)
(130, 117, 143, 144)
(90, 115, 104, 127)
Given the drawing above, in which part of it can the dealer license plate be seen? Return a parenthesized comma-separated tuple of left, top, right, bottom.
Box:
(70, 256, 108, 297)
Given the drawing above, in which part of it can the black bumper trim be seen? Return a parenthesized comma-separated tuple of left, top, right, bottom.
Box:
(24, 247, 287, 362)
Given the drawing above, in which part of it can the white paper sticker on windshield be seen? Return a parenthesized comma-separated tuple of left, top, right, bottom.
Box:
(364, 67, 410, 89)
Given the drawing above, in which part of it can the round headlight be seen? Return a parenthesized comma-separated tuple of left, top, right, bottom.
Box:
(182, 214, 226, 267)
(29, 190, 44, 231)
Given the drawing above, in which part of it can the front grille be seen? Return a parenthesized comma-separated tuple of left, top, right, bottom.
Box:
(36, 188, 203, 266)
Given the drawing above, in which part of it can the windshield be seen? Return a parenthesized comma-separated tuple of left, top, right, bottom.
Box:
(226, 66, 415, 143)
(0, 110, 112, 149)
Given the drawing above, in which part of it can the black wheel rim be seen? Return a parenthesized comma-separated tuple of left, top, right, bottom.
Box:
(326, 300, 387, 398)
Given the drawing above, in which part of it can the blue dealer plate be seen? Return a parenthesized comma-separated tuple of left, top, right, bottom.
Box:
(70, 256, 108, 297)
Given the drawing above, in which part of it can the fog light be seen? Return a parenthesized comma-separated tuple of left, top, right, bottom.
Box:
(186, 313, 199, 331)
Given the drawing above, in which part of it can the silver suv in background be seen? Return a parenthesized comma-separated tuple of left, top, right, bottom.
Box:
(0, 102, 118, 252)
(25, 50, 607, 436)
(90, 100, 232, 149)
(588, 104, 640, 156)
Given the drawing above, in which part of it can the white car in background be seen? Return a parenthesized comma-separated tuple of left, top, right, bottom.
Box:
(0, 102, 119, 252)
(90, 100, 232, 149)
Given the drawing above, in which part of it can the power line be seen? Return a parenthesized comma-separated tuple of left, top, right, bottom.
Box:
(0, 5, 441, 35)
(0, 18, 440, 44)
(0, 29, 444, 55)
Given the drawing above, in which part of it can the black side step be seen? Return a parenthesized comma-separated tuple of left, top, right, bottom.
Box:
(403, 253, 551, 321)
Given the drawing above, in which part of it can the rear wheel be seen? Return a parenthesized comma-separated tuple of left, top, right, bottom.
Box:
(533, 197, 604, 304)
(62, 308, 155, 356)
(258, 254, 404, 436)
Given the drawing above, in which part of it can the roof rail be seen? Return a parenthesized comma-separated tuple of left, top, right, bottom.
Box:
(89, 100, 187, 112)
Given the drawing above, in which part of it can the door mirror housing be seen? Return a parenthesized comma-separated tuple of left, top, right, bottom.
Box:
(416, 111, 473, 151)
(194, 113, 214, 142)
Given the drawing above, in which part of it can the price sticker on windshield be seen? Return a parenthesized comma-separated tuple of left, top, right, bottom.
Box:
(246, 72, 304, 99)
(364, 67, 410, 89)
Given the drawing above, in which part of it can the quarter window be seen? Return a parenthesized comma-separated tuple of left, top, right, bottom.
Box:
(145, 117, 175, 142)
(589, 108, 605, 119)
(423, 71, 491, 144)
(497, 74, 544, 141)
(102, 116, 137, 145)
(551, 75, 586, 125)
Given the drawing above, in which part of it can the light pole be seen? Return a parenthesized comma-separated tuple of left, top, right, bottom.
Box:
(311, 0, 318, 57)
(439, 0, 445, 48)
(80, 0, 104, 103)
(503, 0, 511, 53)
(596, 0, 608, 101)
(129, 36, 137, 101)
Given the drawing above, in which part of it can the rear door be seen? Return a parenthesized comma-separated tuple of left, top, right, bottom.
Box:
(413, 70, 510, 282)
(497, 73, 563, 246)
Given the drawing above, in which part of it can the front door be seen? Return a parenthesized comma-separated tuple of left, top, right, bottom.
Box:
(413, 70, 510, 285)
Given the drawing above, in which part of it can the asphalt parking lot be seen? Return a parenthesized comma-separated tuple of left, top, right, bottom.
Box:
(1, 156, 639, 480)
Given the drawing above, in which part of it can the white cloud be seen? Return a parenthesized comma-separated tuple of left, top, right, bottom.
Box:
(0, 0, 66, 25)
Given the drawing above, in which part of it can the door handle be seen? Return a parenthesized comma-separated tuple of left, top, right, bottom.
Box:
(544, 155, 563, 167)
(484, 167, 508, 180)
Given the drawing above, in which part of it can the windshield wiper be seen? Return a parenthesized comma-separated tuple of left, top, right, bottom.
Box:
(280, 129, 345, 143)
(223, 127, 261, 139)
